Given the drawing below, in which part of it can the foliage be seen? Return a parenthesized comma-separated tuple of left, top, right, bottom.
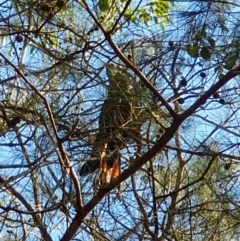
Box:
(0, 1, 240, 241)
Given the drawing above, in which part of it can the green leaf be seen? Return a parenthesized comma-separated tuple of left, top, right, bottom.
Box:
(193, 30, 207, 41)
(8, 49, 13, 56)
(99, 0, 110, 11)
(218, 18, 229, 33)
(200, 47, 211, 60)
(123, 1, 171, 27)
(186, 44, 199, 58)
(30, 46, 35, 54)
(124, 9, 137, 22)
(224, 53, 238, 70)
(207, 37, 215, 49)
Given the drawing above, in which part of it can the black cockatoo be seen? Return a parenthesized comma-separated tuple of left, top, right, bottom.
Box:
(79, 64, 133, 181)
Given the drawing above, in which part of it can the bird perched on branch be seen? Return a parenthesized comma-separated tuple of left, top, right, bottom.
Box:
(80, 64, 133, 182)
